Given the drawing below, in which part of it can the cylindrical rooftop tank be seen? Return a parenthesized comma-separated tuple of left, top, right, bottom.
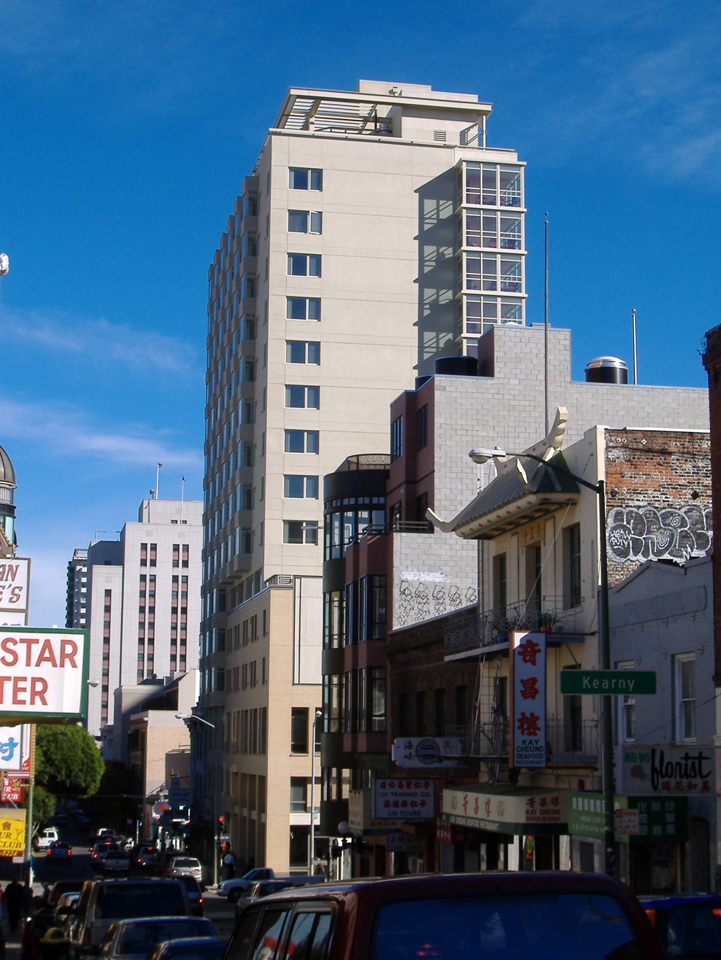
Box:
(434, 355, 478, 377)
(585, 356, 628, 384)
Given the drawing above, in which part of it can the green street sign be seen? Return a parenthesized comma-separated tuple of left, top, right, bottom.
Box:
(560, 670, 656, 696)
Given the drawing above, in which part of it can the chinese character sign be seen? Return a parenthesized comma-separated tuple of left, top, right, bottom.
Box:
(510, 632, 546, 768)
(374, 779, 435, 820)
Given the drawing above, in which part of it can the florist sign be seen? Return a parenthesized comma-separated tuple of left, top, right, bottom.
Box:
(619, 746, 714, 796)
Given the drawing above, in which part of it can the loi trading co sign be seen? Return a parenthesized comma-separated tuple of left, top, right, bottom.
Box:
(509, 632, 546, 768)
(0, 627, 89, 720)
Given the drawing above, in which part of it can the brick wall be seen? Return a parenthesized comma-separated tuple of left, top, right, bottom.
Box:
(604, 428, 711, 585)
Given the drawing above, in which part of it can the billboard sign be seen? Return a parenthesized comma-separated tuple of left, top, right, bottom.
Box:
(0, 627, 89, 721)
(374, 778, 435, 820)
(0, 724, 31, 778)
(0, 809, 26, 857)
(0, 560, 30, 626)
(1, 778, 25, 803)
(617, 745, 714, 796)
(509, 631, 546, 767)
(392, 737, 463, 768)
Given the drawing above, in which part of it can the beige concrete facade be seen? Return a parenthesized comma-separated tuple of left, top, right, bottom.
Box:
(199, 81, 527, 869)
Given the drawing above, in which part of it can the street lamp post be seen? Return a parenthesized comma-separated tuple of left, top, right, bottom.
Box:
(176, 713, 219, 886)
(309, 708, 323, 875)
(469, 447, 615, 877)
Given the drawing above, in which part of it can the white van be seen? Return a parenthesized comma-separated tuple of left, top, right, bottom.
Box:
(36, 827, 58, 849)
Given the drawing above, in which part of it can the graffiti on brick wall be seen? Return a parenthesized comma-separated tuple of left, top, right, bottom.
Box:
(606, 504, 712, 563)
(396, 579, 477, 628)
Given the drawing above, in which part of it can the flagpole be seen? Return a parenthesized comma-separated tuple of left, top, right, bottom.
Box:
(155, 463, 162, 500)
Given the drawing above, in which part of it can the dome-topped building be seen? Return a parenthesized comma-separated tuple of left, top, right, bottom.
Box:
(0, 444, 17, 557)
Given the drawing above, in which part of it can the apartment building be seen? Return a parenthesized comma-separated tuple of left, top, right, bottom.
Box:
(319, 324, 710, 879)
(69, 498, 203, 740)
(66, 548, 88, 628)
(198, 80, 529, 870)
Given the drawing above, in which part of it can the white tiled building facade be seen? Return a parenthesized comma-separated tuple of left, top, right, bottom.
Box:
(199, 81, 528, 869)
(69, 499, 203, 738)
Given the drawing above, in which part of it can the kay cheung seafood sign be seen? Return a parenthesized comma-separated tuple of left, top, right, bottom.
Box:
(0, 627, 89, 722)
(509, 632, 546, 768)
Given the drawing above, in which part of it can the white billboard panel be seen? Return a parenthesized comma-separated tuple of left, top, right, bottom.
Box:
(0, 628, 89, 721)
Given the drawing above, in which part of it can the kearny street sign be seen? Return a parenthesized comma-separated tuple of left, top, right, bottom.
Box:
(560, 670, 657, 696)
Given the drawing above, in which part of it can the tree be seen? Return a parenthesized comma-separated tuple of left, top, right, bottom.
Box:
(28, 784, 55, 834)
(35, 724, 105, 798)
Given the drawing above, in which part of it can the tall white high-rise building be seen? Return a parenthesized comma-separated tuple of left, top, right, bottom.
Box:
(68, 498, 203, 738)
(198, 81, 527, 870)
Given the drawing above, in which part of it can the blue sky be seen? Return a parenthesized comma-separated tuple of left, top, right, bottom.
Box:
(0, 0, 718, 625)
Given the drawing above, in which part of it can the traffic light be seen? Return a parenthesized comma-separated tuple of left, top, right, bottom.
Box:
(217, 815, 224, 830)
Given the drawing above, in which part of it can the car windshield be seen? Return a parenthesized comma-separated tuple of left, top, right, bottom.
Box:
(657, 902, 721, 958)
(117, 921, 215, 955)
(372, 894, 642, 960)
(96, 884, 185, 920)
(173, 860, 199, 869)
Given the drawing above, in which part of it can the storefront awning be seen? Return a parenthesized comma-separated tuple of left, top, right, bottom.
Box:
(443, 787, 568, 836)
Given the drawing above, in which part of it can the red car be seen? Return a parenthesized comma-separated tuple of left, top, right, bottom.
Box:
(225, 872, 667, 960)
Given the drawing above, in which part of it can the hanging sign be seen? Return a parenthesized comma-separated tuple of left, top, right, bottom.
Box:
(509, 631, 546, 768)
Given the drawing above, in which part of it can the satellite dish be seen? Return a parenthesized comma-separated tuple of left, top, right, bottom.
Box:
(0, 254, 8, 276)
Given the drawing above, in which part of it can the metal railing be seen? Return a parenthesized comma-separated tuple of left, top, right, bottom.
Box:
(546, 719, 599, 764)
(444, 719, 597, 764)
(444, 596, 585, 654)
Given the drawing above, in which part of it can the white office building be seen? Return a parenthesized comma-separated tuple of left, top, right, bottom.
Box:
(69, 498, 203, 738)
(198, 81, 528, 869)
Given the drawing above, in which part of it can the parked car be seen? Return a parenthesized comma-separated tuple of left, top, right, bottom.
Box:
(639, 892, 721, 959)
(102, 851, 130, 874)
(224, 872, 667, 960)
(92, 843, 119, 870)
(166, 858, 203, 884)
(176, 877, 204, 918)
(130, 844, 159, 871)
(49, 881, 85, 908)
(234, 880, 295, 919)
(96, 917, 217, 960)
(36, 827, 59, 849)
(68, 878, 192, 955)
(146, 937, 225, 960)
(46, 841, 73, 864)
(217, 867, 275, 901)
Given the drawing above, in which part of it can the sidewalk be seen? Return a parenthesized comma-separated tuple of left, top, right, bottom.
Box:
(3, 882, 47, 960)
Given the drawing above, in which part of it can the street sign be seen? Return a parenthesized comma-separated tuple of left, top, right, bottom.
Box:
(560, 670, 656, 696)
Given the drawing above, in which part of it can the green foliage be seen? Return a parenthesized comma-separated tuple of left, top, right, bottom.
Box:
(35, 724, 105, 798)
(29, 784, 56, 830)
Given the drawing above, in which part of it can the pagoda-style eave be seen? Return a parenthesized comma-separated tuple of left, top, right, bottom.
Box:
(453, 491, 580, 540)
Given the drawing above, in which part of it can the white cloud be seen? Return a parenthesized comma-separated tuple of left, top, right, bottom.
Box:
(0, 396, 202, 469)
(0, 0, 237, 117)
(1, 307, 200, 376)
(511, 0, 721, 182)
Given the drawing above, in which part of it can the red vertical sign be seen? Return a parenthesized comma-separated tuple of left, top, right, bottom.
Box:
(509, 631, 546, 768)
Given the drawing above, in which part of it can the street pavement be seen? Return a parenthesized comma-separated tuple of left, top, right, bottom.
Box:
(0, 818, 235, 960)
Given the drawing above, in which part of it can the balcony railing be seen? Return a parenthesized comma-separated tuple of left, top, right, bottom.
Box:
(546, 720, 599, 764)
(444, 596, 585, 655)
(444, 719, 598, 764)
(346, 520, 434, 546)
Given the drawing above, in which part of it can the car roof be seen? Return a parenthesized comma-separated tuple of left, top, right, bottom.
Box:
(257, 871, 643, 907)
(115, 916, 209, 929)
(638, 893, 721, 908)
